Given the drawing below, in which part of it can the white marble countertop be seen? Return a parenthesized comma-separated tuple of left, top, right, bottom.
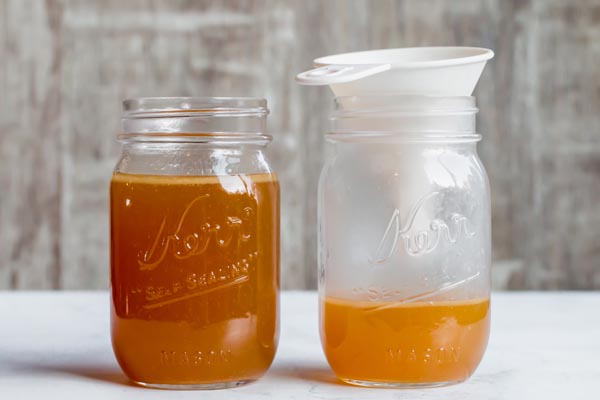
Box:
(0, 291, 597, 399)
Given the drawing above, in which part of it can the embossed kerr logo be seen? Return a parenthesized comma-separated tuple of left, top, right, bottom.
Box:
(138, 194, 255, 270)
(129, 193, 258, 311)
(370, 192, 475, 264)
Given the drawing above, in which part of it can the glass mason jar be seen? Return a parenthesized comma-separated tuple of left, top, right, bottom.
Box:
(110, 97, 280, 389)
(318, 95, 491, 388)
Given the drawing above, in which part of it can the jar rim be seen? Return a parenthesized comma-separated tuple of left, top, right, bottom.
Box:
(333, 94, 477, 115)
(330, 95, 479, 139)
(122, 97, 269, 117)
(120, 97, 270, 141)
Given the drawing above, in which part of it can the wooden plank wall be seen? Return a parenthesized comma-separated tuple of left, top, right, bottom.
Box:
(0, 0, 598, 290)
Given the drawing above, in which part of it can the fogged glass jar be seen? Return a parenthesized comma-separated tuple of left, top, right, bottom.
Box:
(319, 95, 491, 388)
(110, 98, 279, 389)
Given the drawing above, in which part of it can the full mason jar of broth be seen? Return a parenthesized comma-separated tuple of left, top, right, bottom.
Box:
(110, 97, 279, 389)
(318, 95, 491, 387)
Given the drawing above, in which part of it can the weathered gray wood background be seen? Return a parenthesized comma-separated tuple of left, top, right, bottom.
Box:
(0, 0, 598, 290)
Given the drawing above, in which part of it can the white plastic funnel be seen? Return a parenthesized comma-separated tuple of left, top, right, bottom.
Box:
(295, 47, 494, 96)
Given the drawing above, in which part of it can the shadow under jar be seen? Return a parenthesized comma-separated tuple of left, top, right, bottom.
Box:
(110, 98, 280, 389)
(318, 95, 491, 388)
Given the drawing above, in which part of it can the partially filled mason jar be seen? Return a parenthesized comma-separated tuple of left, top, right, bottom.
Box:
(318, 95, 491, 387)
(110, 97, 279, 389)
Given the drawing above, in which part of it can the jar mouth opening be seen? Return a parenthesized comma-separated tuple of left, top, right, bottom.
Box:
(123, 97, 269, 117)
(120, 97, 269, 139)
(330, 95, 479, 137)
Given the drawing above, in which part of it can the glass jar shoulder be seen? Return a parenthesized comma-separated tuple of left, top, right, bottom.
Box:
(320, 141, 488, 195)
(114, 143, 275, 178)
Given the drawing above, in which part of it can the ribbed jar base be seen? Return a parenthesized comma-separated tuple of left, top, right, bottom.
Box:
(340, 378, 463, 389)
(132, 379, 256, 390)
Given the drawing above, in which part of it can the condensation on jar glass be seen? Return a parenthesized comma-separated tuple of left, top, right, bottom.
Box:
(110, 97, 280, 389)
(318, 95, 491, 387)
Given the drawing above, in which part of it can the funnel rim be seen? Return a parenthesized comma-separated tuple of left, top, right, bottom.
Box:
(314, 47, 494, 69)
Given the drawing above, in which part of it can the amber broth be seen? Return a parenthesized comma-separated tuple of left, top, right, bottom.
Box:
(320, 296, 490, 384)
(110, 172, 279, 385)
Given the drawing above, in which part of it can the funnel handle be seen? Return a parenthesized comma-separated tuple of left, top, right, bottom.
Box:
(295, 64, 391, 86)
